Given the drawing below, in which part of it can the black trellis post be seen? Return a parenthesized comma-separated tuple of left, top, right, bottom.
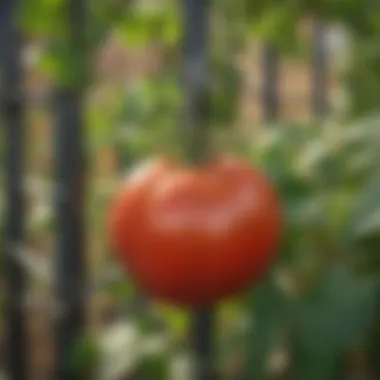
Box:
(182, 1, 214, 380)
(182, 0, 210, 164)
(191, 309, 215, 380)
(261, 43, 279, 123)
(1, 1, 28, 379)
(53, 0, 87, 379)
(311, 20, 328, 118)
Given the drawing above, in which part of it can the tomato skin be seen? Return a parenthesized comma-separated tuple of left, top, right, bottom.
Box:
(108, 155, 282, 308)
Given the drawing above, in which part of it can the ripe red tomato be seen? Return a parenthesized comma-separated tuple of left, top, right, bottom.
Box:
(107, 155, 282, 308)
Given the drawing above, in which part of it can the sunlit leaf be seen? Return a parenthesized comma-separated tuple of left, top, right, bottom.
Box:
(343, 164, 380, 246)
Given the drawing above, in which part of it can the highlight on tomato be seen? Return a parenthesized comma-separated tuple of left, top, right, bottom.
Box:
(107, 154, 282, 308)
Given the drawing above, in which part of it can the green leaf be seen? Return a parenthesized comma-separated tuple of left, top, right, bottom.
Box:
(248, 4, 299, 51)
(240, 275, 291, 380)
(18, 0, 65, 37)
(342, 164, 380, 246)
(290, 266, 377, 380)
(69, 333, 100, 377)
(115, 2, 180, 47)
(155, 305, 190, 340)
(104, 277, 134, 302)
(38, 41, 89, 87)
(136, 354, 170, 380)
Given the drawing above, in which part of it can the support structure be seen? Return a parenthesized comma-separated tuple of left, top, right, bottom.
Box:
(53, 0, 87, 378)
(182, 0, 214, 379)
(1, 1, 27, 379)
(182, 0, 210, 164)
(190, 309, 215, 380)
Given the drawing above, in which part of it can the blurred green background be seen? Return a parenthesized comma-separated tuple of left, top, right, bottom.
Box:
(2, 0, 380, 379)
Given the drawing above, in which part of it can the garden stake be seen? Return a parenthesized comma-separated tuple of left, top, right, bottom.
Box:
(182, 0, 214, 379)
(1, 0, 27, 378)
(53, 0, 87, 378)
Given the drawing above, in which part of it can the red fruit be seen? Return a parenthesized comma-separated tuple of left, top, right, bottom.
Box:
(107, 155, 282, 308)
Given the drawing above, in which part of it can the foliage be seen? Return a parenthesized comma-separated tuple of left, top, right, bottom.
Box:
(10, 0, 380, 378)
(69, 333, 100, 377)
(85, 116, 380, 379)
(345, 34, 380, 116)
(238, 118, 380, 379)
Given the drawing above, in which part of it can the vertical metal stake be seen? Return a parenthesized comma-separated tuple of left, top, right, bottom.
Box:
(53, 1, 87, 379)
(261, 43, 279, 123)
(182, 0, 210, 164)
(190, 308, 215, 380)
(1, 0, 28, 379)
(182, 0, 214, 379)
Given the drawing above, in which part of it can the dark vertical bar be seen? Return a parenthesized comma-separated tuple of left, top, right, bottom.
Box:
(182, 0, 210, 165)
(191, 309, 215, 380)
(311, 20, 328, 118)
(1, 1, 28, 379)
(53, 1, 87, 379)
(261, 43, 279, 123)
(182, 1, 214, 380)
